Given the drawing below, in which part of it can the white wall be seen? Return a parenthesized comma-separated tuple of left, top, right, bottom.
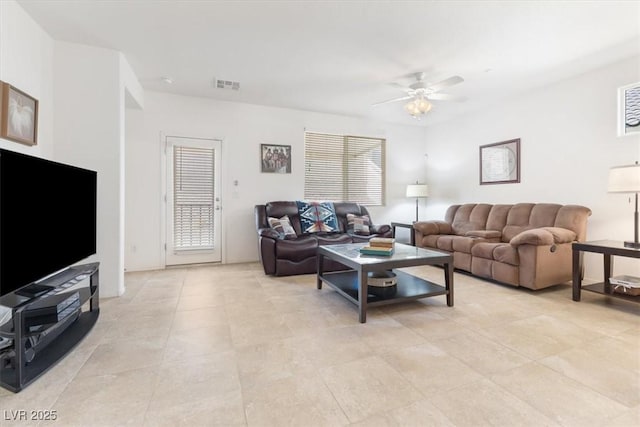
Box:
(0, 0, 54, 157)
(125, 92, 426, 271)
(54, 42, 143, 298)
(423, 56, 640, 280)
(1, 0, 143, 298)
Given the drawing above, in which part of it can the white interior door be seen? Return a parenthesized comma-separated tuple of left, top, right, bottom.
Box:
(165, 136, 222, 266)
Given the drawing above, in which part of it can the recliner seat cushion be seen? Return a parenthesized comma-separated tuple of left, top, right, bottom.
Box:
(315, 234, 352, 245)
(275, 236, 318, 262)
(472, 242, 519, 266)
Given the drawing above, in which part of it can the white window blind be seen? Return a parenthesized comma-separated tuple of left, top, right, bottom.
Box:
(304, 132, 385, 205)
(173, 145, 215, 250)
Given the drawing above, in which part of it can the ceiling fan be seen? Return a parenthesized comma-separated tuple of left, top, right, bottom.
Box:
(373, 72, 465, 118)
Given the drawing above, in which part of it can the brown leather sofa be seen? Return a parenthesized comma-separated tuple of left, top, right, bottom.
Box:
(413, 203, 592, 290)
(255, 201, 392, 276)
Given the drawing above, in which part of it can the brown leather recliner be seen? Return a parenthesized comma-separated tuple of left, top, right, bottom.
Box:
(255, 201, 392, 276)
(413, 203, 592, 290)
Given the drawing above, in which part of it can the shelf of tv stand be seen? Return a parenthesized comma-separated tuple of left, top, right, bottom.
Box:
(0, 262, 99, 393)
(0, 287, 96, 338)
(0, 311, 99, 392)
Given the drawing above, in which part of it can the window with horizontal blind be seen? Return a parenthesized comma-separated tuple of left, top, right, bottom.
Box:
(173, 145, 215, 250)
(304, 132, 385, 205)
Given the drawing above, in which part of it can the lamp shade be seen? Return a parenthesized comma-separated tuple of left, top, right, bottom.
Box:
(608, 163, 640, 193)
(406, 184, 429, 198)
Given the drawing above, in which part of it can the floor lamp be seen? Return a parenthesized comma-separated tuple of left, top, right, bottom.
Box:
(406, 183, 429, 222)
(608, 161, 640, 249)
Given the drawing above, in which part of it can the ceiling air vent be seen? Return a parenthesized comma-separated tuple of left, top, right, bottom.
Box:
(213, 78, 240, 91)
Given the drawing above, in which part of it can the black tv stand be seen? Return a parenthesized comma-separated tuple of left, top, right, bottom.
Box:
(0, 262, 99, 392)
(15, 283, 54, 298)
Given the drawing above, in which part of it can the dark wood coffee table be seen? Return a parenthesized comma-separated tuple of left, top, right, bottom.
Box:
(316, 243, 453, 323)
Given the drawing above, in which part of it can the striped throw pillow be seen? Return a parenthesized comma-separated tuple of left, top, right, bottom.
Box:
(346, 213, 371, 236)
(268, 215, 297, 240)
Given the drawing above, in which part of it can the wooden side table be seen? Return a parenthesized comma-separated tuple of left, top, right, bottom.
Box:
(572, 240, 640, 303)
(391, 221, 415, 246)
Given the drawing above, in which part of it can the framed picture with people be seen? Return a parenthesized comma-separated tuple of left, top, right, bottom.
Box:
(261, 144, 291, 173)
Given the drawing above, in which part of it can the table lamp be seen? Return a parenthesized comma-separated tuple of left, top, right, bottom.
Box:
(608, 161, 640, 248)
(406, 182, 429, 222)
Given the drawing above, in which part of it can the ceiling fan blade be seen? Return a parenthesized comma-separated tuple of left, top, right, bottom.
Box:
(371, 95, 413, 106)
(389, 82, 412, 93)
(427, 93, 467, 102)
(428, 75, 464, 92)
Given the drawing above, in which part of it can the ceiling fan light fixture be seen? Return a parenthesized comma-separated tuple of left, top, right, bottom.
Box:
(415, 97, 432, 113)
(404, 97, 432, 118)
(374, 73, 462, 119)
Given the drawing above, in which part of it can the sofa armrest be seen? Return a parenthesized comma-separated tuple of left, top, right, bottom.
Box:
(542, 227, 577, 243)
(370, 224, 391, 235)
(413, 220, 452, 236)
(510, 227, 577, 247)
(465, 230, 502, 239)
(258, 227, 280, 240)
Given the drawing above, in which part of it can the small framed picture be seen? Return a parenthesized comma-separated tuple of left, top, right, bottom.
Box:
(618, 82, 640, 137)
(480, 138, 520, 185)
(261, 144, 291, 173)
(0, 81, 38, 146)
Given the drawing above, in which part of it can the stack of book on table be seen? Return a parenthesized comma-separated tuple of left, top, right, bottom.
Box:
(609, 275, 640, 296)
(360, 237, 395, 256)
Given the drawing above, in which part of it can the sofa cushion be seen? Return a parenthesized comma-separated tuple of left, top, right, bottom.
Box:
(268, 215, 297, 240)
(471, 242, 499, 259)
(296, 201, 340, 234)
(554, 205, 593, 241)
(275, 236, 318, 262)
(486, 204, 513, 232)
(494, 244, 519, 266)
(451, 204, 492, 235)
(529, 204, 562, 228)
(419, 234, 440, 248)
(316, 234, 353, 245)
(346, 213, 371, 235)
(435, 235, 455, 252)
(452, 236, 479, 253)
(465, 230, 502, 239)
(502, 203, 535, 242)
(472, 242, 519, 266)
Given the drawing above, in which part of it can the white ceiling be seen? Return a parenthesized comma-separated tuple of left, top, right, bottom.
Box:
(17, 0, 640, 126)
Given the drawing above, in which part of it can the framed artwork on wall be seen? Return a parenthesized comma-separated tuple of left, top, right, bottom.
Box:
(479, 138, 520, 185)
(618, 82, 640, 137)
(261, 144, 291, 173)
(0, 81, 38, 146)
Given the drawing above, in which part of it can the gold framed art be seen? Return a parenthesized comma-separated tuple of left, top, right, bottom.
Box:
(0, 81, 38, 146)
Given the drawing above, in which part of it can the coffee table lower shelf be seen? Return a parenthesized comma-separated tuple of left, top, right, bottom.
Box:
(581, 282, 640, 303)
(320, 269, 448, 307)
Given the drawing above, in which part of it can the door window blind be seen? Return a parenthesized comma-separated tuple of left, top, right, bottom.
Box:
(304, 132, 385, 205)
(173, 145, 215, 250)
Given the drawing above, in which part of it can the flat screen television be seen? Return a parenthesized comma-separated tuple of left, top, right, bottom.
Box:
(0, 149, 97, 297)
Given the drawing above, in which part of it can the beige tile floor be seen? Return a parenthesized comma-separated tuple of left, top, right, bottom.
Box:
(0, 262, 638, 427)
